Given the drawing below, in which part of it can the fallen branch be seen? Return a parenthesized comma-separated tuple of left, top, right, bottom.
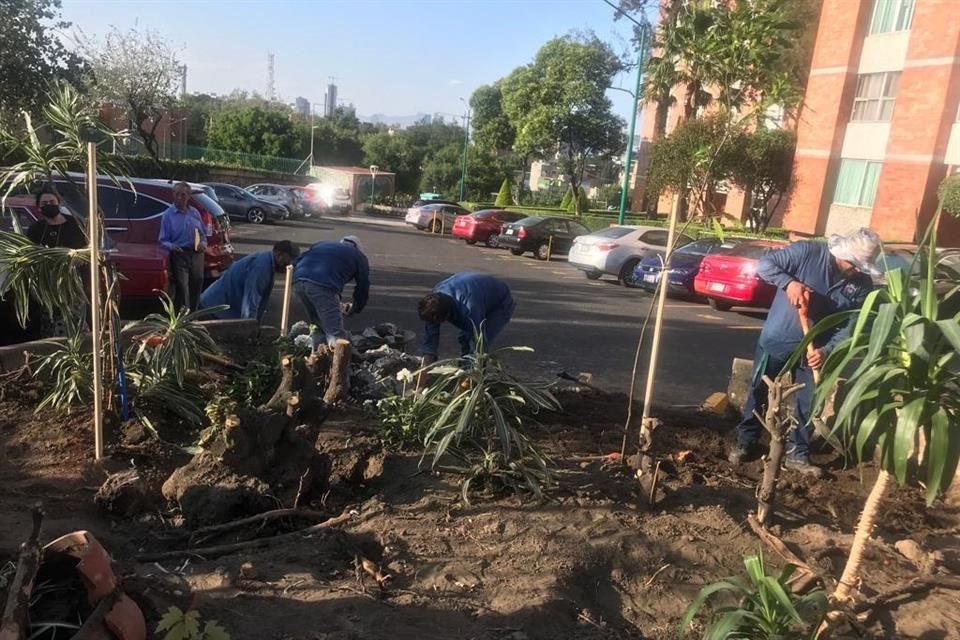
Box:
(200, 351, 242, 371)
(853, 576, 960, 615)
(0, 506, 43, 640)
(747, 514, 825, 590)
(140, 511, 353, 562)
(189, 508, 329, 545)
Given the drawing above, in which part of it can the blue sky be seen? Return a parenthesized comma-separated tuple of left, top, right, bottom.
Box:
(59, 0, 652, 123)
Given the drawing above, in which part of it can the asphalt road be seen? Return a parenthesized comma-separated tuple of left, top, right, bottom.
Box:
(226, 213, 767, 408)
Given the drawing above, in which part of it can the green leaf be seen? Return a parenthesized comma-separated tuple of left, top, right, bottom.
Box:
(203, 620, 231, 640)
(679, 578, 748, 631)
(893, 398, 925, 484)
(851, 302, 898, 380)
(935, 315, 960, 353)
(927, 407, 960, 505)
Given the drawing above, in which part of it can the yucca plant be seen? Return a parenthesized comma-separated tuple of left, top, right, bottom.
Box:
(680, 554, 827, 639)
(415, 335, 561, 503)
(33, 332, 93, 412)
(0, 231, 89, 330)
(785, 217, 960, 604)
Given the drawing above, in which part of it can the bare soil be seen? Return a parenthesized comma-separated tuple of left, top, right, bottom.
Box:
(1, 385, 958, 640)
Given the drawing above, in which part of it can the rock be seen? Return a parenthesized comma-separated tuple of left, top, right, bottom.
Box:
(95, 469, 154, 517)
(119, 420, 150, 446)
(374, 322, 398, 337)
(239, 561, 258, 580)
(162, 454, 276, 527)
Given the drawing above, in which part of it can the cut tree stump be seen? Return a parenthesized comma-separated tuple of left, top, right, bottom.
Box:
(323, 338, 352, 405)
(0, 506, 43, 640)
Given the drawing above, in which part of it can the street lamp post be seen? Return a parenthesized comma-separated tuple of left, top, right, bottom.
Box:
(458, 98, 471, 202)
(617, 22, 650, 225)
(369, 164, 379, 204)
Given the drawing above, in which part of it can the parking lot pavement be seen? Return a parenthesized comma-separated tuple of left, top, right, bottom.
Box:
(227, 215, 766, 408)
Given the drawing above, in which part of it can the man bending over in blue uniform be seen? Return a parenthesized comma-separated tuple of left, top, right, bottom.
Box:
(729, 227, 881, 477)
(418, 272, 515, 366)
(200, 240, 300, 321)
(293, 235, 370, 351)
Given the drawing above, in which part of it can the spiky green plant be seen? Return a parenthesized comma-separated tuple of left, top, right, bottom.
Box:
(0, 231, 89, 330)
(680, 554, 827, 640)
(413, 334, 561, 503)
(157, 607, 230, 640)
(33, 332, 93, 412)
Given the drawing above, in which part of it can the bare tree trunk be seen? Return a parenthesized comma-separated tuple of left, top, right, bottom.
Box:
(833, 469, 892, 603)
(755, 375, 804, 528)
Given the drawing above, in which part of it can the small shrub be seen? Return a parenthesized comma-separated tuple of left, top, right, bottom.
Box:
(680, 554, 826, 639)
(938, 174, 960, 217)
(559, 188, 573, 210)
(34, 333, 93, 412)
(494, 178, 512, 207)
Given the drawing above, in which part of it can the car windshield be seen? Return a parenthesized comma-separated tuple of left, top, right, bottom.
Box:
(592, 226, 635, 239)
(727, 242, 784, 259)
(676, 240, 716, 255)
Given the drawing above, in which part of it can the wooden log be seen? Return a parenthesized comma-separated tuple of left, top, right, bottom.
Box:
(0, 506, 43, 640)
(323, 338, 352, 405)
(262, 356, 296, 411)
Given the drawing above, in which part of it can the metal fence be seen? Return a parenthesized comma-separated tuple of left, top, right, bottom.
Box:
(117, 139, 307, 175)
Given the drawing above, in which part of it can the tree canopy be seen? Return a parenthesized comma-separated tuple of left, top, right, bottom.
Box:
(0, 0, 86, 126)
(207, 107, 300, 158)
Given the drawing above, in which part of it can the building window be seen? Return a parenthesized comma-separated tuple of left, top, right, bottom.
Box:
(869, 0, 915, 34)
(851, 72, 900, 122)
(833, 159, 882, 208)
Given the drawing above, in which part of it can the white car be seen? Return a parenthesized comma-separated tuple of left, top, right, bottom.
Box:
(404, 202, 470, 232)
(568, 225, 695, 287)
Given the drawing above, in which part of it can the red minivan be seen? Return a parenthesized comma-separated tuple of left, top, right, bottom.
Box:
(50, 175, 234, 283)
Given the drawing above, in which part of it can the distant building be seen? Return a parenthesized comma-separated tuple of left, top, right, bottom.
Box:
(324, 83, 338, 117)
(294, 97, 310, 118)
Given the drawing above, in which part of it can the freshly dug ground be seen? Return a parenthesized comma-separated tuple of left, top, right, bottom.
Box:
(0, 383, 958, 640)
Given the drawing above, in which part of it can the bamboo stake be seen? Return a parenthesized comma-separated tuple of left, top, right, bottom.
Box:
(87, 143, 104, 461)
(280, 264, 294, 336)
(547, 234, 553, 261)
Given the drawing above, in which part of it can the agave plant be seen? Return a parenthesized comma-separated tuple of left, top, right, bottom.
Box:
(414, 334, 561, 503)
(680, 554, 827, 640)
(786, 217, 960, 603)
(33, 332, 94, 412)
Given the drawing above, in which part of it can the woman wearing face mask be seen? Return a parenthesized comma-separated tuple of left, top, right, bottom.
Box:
(26, 188, 87, 249)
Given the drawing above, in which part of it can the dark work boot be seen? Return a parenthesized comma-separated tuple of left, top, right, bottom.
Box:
(728, 442, 761, 465)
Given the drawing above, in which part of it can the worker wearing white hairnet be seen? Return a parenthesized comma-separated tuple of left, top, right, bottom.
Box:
(730, 227, 881, 477)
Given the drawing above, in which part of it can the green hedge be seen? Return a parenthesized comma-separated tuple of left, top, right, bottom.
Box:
(938, 175, 960, 217)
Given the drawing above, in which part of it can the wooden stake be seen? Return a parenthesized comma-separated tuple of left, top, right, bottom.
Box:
(280, 264, 294, 336)
(547, 234, 553, 261)
(87, 143, 104, 461)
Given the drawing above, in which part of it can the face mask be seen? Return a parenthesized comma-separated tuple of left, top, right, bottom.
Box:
(40, 204, 61, 219)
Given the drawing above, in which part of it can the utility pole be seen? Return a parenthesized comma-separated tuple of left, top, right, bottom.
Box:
(458, 98, 471, 201)
(617, 22, 650, 225)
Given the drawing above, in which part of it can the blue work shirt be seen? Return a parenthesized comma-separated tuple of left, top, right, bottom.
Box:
(199, 251, 276, 321)
(757, 241, 873, 360)
(422, 272, 514, 356)
(293, 241, 370, 312)
(158, 204, 207, 252)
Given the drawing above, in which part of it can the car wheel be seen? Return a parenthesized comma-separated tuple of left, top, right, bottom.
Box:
(510, 248, 524, 256)
(466, 238, 477, 245)
(247, 207, 265, 224)
(430, 219, 442, 233)
(535, 243, 551, 260)
(485, 233, 500, 249)
(585, 271, 602, 280)
(709, 298, 733, 312)
(620, 259, 642, 288)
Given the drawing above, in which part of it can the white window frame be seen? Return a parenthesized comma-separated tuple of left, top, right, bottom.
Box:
(851, 72, 900, 122)
(869, 0, 915, 35)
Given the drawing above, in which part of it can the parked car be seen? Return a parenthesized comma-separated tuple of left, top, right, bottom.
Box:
(306, 184, 352, 214)
(498, 216, 592, 260)
(30, 175, 233, 284)
(568, 225, 695, 286)
(635, 238, 741, 296)
(693, 240, 788, 311)
(205, 182, 287, 224)
(1, 195, 169, 301)
(452, 209, 527, 247)
(247, 183, 302, 217)
(290, 185, 320, 216)
(405, 202, 470, 232)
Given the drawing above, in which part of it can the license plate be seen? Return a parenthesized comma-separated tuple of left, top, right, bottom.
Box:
(709, 282, 726, 293)
(505, 228, 514, 235)
(643, 273, 658, 283)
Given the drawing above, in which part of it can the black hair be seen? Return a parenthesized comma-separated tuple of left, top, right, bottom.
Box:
(418, 292, 454, 324)
(273, 240, 300, 258)
(35, 186, 59, 207)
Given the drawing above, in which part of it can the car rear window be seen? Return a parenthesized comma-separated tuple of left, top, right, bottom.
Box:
(593, 226, 636, 239)
(473, 209, 502, 219)
(727, 242, 784, 259)
(515, 216, 544, 226)
(193, 193, 229, 223)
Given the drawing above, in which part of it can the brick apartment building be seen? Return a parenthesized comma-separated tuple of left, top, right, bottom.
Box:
(632, 0, 960, 245)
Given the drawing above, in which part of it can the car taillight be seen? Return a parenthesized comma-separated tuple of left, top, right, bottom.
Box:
(198, 209, 215, 237)
(517, 227, 527, 239)
(740, 264, 758, 279)
(700, 262, 710, 273)
(596, 242, 619, 251)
